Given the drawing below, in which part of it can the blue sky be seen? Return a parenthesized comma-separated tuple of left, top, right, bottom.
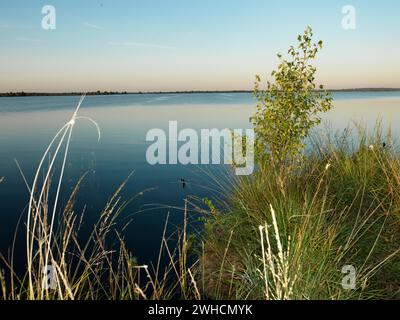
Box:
(1, 0, 399, 91)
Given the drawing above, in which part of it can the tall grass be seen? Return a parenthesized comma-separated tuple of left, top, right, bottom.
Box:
(0, 96, 200, 300)
(201, 124, 400, 299)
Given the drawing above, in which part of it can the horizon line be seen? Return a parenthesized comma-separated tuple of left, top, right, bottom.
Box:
(1, 88, 400, 97)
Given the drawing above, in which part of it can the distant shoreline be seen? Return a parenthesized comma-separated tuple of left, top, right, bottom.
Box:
(1, 88, 400, 97)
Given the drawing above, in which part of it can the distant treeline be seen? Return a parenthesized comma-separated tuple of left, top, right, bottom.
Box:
(1, 88, 400, 97)
(0, 91, 129, 97)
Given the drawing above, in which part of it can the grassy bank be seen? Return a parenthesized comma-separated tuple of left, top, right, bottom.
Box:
(201, 125, 400, 299)
(1, 27, 399, 300)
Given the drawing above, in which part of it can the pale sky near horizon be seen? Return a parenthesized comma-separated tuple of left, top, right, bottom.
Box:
(1, 0, 399, 92)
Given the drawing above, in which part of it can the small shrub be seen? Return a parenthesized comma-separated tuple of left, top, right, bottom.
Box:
(252, 26, 333, 165)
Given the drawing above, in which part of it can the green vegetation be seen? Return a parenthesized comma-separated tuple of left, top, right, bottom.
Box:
(252, 26, 333, 165)
(201, 27, 400, 300)
(202, 125, 400, 299)
(0, 27, 399, 300)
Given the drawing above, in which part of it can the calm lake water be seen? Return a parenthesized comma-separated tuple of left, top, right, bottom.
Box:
(1, 92, 400, 268)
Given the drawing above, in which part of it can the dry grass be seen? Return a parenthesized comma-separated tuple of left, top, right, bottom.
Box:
(0, 96, 201, 300)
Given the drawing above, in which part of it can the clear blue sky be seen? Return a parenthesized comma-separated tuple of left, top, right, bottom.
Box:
(1, 0, 399, 91)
